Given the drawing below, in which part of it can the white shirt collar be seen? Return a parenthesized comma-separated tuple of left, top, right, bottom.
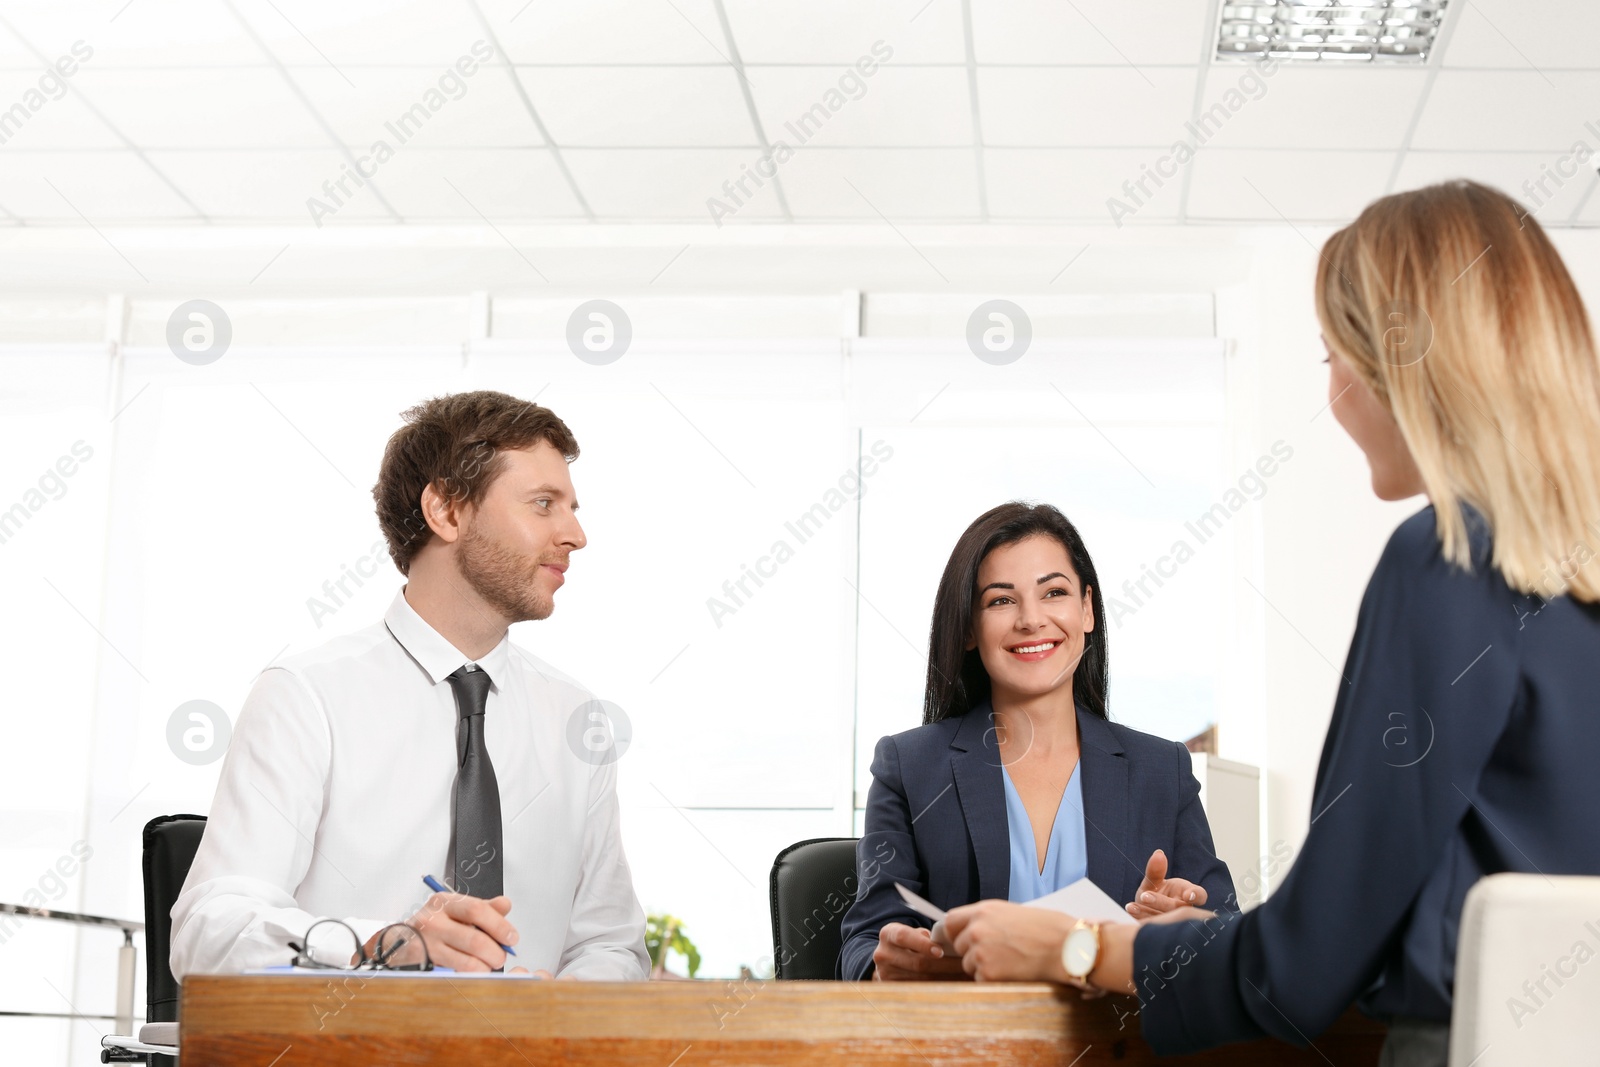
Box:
(383, 586, 511, 689)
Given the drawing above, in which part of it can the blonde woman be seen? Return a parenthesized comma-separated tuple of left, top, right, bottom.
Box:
(938, 180, 1600, 1067)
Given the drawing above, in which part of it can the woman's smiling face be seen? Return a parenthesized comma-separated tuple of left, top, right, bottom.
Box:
(967, 534, 1095, 704)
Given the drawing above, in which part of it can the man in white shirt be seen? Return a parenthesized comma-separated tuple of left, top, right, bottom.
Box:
(169, 391, 649, 979)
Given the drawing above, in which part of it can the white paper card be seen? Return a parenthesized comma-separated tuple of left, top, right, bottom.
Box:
(894, 882, 947, 922)
(893, 876, 1134, 960)
(894, 884, 961, 953)
(1023, 876, 1137, 925)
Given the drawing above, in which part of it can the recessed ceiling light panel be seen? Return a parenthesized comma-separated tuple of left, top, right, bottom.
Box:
(1216, 1, 1451, 63)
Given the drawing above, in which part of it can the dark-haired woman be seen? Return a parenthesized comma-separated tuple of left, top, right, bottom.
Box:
(837, 502, 1236, 981)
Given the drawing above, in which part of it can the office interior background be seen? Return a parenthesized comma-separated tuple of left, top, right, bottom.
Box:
(2, 0, 1597, 1061)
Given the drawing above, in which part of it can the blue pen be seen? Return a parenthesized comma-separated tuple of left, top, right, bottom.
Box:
(422, 874, 516, 956)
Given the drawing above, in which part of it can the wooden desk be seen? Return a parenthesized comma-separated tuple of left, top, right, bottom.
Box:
(181, 976, 1385, 1065)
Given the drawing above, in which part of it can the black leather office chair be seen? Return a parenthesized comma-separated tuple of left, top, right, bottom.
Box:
(768, 837, 860, 979)
(103, 814, 206, 1064)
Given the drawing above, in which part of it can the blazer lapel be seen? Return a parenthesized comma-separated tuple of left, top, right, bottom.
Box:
(948, 705, 1009, 903)
(1076, 707, 1136, 905)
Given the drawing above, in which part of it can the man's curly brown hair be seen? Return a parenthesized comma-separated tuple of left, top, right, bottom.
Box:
(372, 391, 579, 575)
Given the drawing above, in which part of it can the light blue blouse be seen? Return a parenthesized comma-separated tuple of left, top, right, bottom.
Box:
(1001, 762, 1089, 903)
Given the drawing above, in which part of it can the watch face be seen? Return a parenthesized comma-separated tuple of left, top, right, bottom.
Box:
(1064, 928, 1098, 978)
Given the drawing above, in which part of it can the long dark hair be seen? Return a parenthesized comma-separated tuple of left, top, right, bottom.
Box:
(922, 502, 1109, 725)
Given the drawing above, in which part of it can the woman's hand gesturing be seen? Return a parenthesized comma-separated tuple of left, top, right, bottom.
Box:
(1125, 849, 1208, 920)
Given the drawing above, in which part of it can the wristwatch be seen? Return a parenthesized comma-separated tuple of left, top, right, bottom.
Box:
(1060, 920, 1102, 988)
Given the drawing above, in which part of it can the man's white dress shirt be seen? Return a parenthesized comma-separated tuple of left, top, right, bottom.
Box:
(169, 588, 649, 979)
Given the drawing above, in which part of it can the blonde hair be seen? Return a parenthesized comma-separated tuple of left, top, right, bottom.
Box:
(1316, 180, 1600, 603)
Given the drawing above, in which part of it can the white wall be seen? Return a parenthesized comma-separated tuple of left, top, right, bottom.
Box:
(1215, 231, 1413, 883)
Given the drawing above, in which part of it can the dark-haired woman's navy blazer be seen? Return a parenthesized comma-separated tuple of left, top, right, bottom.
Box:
(838, 700, 1236, 980)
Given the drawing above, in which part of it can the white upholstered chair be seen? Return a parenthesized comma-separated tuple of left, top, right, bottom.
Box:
(1449, 873, 1600, 1066)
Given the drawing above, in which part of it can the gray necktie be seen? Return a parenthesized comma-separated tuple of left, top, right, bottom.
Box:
(446, 665, 503, 898)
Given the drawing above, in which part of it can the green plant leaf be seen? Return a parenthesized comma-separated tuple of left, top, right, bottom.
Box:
(644, 912, 702, 977)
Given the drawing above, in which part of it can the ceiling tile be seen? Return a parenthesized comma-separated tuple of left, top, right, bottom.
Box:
(228, 0, 486, 70)
(972, 0, 1210, 66)
(0, 150, 197, 222)
(69, 0, 256, 68)
(0, 27, 38, 68)
(778, 147, 978, 219)
(0, 0, 254, 68)
(723, 0, 963, 65)
(562, 147, 786, 221)
(482, 0, 728, 65)
(1443, 0, 1600, 70)
(1186, 149, 1395, 222)
(295, 65, 545, 149)
(147, 149, 395, 221)
(1191, 66, 1426, 150)
(1395, 151, 1598, 224)
(979, 66, 1195, 147)
(0, 70, 123, 149)
(1, 0, 1597, 229)
(1411, 71, 1600, 152)
(985, 147, 1179, 221)
(374, 147, 586, 219)
(71, 68, 330, 147)
(749, 66, 970, 147)
(521, 67, 755, 147)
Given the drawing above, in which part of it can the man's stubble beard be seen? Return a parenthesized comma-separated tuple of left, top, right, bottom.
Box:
(456, 522, 554, 623)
